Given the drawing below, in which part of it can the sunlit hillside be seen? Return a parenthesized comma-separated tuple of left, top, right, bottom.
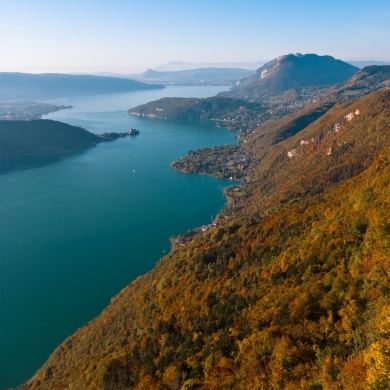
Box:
(21, 90, 390, 390)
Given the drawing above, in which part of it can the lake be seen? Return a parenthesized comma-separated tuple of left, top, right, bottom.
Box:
(0, 86, 239, 388)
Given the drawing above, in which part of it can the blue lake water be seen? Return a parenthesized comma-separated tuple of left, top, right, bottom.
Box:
(0, 86, 239, 388)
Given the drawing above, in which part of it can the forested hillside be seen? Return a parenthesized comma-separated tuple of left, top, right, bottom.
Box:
(20, 90, 390, 390)
(0, 120, 100, 160)
(128, 97, 262, 121)
(330, 65, 390, 100)
(240, 90, 390, 215)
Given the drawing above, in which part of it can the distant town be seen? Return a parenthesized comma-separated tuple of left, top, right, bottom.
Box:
(0, 101, 72, 121)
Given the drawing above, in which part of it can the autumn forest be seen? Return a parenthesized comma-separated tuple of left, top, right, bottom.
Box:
(21, 77, 390, 389)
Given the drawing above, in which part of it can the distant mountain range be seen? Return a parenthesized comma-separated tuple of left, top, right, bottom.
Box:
(138, 68, 253, 84)
(0, 73, 163, 100)
(220, 53, 359, 101)
(154, 59, 390, 72)
(155, 61, 266, 72)
(347, 60, 390, 68)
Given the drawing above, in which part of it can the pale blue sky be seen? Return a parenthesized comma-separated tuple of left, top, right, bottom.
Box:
(0, 0, 389, 73)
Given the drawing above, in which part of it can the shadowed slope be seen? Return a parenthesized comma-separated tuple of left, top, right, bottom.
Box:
(0, 120, 101, 160)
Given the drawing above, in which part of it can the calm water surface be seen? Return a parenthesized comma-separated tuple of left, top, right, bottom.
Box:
(0, 86, 239, 388)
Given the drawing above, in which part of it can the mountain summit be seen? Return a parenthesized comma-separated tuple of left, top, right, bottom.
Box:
(221, 53, 359, 101)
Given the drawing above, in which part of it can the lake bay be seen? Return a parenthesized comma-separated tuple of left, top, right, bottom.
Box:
(0, 86, 239, 388)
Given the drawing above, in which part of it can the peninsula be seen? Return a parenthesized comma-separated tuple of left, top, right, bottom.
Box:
(0, 119, 134, 161)
(128, 96, 263, 121)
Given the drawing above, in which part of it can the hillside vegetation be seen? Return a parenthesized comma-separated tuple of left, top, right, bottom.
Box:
(330, 65, 390, 100)
(20, 90, 390, 390)
(0, 120, 101, 160)
(128, 97, 263, 121)
(240, 91, 390, 215)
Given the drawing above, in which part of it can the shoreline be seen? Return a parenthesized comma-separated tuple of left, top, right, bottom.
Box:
(0, 130, 136, 165)
(169, 182, 242, 252)
(168, 143, 251, 250)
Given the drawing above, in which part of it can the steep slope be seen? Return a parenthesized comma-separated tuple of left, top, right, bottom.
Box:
(329, 65, 390, 100)
(220, 53, 359, 101)
(20, 90, 390, 390)
(246, 100, 337, 148)
(0, 73, 163, 100)
(168, 100, 336, 181)
(172, 91, 390, 217)
(240, 90, 390, 215)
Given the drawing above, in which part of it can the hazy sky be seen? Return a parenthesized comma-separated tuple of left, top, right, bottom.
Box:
(1, 0, 389, 73)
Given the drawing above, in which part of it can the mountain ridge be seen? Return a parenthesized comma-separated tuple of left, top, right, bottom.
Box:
(329, 65, 390, 100)
(139, 68, 253, 84)
(0, 73, 164, 100)
(155, 61, 266, 72)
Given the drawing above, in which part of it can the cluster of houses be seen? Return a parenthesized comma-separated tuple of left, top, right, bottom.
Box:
(170, 220, 219, 250)
(172, 145, 251, 181)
